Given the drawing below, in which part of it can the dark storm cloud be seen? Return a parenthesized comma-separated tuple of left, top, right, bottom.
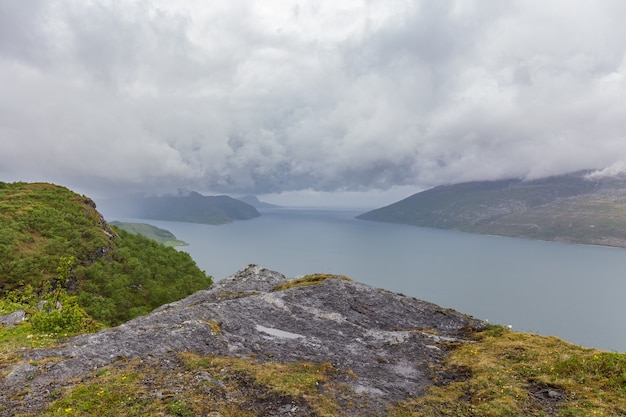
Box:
(1, 0, 625, 199)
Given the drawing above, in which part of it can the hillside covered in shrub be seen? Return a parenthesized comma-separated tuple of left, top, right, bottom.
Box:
(358, 171, 626, 248)
(0, 182, 212, 326)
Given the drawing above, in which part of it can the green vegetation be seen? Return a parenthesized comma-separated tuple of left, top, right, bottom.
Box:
(0, 182, 111, 292)
(32, 353, 337, 417)
(0, 181, 212, 328)
(24, 256, 97, 334)
(271, 273, 352, 292)
(389, 325, 626, 416)
(108, 221, 187, 247)
(0, 257, 102, 373)
(76, 228, 211, 324)
(181, 353, 335, 398)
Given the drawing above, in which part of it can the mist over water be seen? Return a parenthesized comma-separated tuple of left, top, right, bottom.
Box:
(111, 208, 626, 351)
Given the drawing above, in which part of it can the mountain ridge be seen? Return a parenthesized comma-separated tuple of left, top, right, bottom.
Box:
(357, 171, 626, 247)
(98, 192, 261, 224)
(239, 195, 282, 209)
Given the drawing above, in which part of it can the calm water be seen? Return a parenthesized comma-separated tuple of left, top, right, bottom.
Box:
(112, 208, 626, 351)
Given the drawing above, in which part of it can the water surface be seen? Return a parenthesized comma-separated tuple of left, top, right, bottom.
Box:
(113, 208, 626, 351)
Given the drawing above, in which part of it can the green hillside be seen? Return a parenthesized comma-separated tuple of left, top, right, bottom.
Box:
(358, 172, 626, 247)
(109, 221, 188, 247)
(0, 182, 212, 326)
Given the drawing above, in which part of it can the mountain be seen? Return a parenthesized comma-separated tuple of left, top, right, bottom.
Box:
(0, 182, 212, 325)
(98, 191, 261, 224)
(2, 265, 626, 416)
(357, 171, 626, 247)
(109, 221, 188, 247)
(239, 194, 282, 208)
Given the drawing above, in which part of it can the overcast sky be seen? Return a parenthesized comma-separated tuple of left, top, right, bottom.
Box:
(1, 1, 625, 207)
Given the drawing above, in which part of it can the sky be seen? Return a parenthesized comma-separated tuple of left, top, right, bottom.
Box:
(1, 1, 625, 207)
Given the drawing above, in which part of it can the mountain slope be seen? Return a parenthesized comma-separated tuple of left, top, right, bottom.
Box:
(0, 182, 113, 292)
(357, 172, 626, 247)
(0, 182, 212, 325)
(99, 192, 261, 224)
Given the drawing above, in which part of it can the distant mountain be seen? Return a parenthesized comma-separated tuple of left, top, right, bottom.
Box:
(238, 195, 282, 208)
(99, 192, 260, 224)
(357, 171, 626, 248)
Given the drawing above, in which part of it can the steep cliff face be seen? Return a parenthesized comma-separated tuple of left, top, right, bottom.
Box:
(1, 265, 483, 416)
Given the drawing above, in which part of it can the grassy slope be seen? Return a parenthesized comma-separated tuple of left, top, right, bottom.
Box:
(108, 221, 188, 247)
(0, 182, 212, 326)
(0, 182, 111, 292)
(390, 326, 626, 416)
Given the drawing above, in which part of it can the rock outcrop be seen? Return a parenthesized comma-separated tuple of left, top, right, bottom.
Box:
(1, 265, 483, 416)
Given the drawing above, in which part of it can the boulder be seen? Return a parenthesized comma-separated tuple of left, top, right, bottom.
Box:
(0, 310, 26, 327)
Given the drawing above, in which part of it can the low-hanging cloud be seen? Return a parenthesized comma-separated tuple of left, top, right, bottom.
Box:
(1, 0, 625, 198)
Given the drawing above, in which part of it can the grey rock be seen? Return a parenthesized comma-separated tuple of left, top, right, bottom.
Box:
(0, 310, 26, 327)
(5, 363, 38, 385)
(0, 264, 484, 415)
(36, 300, 62, 311)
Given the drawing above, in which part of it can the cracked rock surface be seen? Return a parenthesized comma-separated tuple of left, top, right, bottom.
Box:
(1, 264, 484, 415)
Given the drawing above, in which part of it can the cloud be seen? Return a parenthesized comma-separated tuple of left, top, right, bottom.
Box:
(1, 0, 625, 199)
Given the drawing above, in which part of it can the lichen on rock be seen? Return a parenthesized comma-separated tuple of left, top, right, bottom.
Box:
(0, 265, 484, 416)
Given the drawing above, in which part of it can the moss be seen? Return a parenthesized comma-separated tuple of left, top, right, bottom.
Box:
(214, 291, 259, 299)
(388, 326, 626, 416)
(38, 354, 340, 417)
(181, 353, 339, 415)
(206, 320, 221, 334)
(271, 274, 352, 292)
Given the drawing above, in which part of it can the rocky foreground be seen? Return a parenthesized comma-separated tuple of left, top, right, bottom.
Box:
(1, 265, 483, 416)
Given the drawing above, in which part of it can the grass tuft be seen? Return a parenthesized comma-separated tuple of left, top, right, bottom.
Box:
(271, 274, 352, 292)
